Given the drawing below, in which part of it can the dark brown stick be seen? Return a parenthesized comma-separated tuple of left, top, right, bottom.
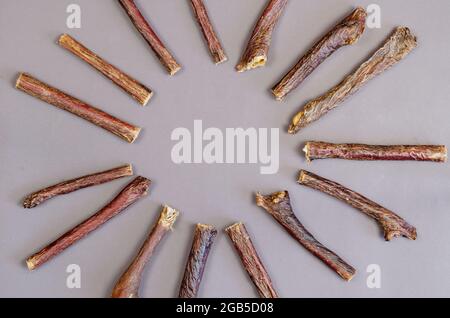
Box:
(59, 34, 153, 106)
(111, 205, 179, 298)
(23, 164, 134, 209)
(26, 177, 151, 270)
(256, 191, 355, 281)
(298, 170, 417, 241)
(236, 0, 288, 72)
(272, 7, 367, 100)
(304, 142, 448, 162)
(225, 222, 278, 298)
(289, 27, 417, 134)
(179, 224, 217, 298)
(16, 73, 141, 143)
(118, 0, 181, 75)
(190, 0, 227, 65)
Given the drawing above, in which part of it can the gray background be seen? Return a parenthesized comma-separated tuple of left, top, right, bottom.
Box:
(1, 0, 449, 298)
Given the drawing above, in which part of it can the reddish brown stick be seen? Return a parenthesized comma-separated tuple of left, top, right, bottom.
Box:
(190, 0, 227, 64)
(304, 142, 448, 162)
(16, 73, 141, 143)
(272, 7, 367, 100)
(23, 164, 134, 209)
(118, 0, 181, 75)
(289, 27, 417, 134)
(225, 222, 278, 298)
(236, 0, 288, 72)
(256, 191, 355, 281)
(179, 224, 217, 298)
(26, 176, 151, 270)
(59, 34, 153, 106)
(298, 170, 417, 241)
(111, 205, 179, 298)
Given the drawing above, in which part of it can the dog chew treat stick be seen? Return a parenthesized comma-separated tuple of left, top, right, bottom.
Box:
(225, 223, 278, 298)
(58, 34, 153, 106)
(304, 142, 448, 162)
(118, 0, 181, 75)
(179, 224, 218, 298)
(23, 164, 134, 209)
(256, 191, 355, 281)
(236, 0, 288, 72)
(298, 170, 417, 241)
(26, 177, 151, 270)
(111, 205, 179, 298)
(289, 27, 417, 134)
(15, 73, 141, 143)
(272, 7, 367, 100)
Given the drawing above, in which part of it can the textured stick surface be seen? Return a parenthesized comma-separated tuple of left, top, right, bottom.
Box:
(289, 27, 417, 134)
(179, 224, 217, 298)
(15, 73, 141, 143)
(225, 223, 278, 298)
(256, 191, 355, 281)
(298, 170, 417, 241)
(59, 34, 153, 106)
(272, 7, 367, 100)
(26, 177, 151, 270)
(236, 0, 288, 72)
(111, 205, 179, 298)
(23, 164, 133, 208)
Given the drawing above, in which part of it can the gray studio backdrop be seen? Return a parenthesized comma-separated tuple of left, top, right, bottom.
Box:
(1, 0, 449, 298)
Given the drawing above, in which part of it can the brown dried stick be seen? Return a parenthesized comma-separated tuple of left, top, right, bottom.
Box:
(236, 0, 288, 72)
(118, 0, 181, 75)
(225, 223, 278, 298)
(304, 142, 448, 162)
(179, 224, 217, 298)
(190, 0, 227, 64)
(16, 73, 141, 143)
(111, 205, 179, 298)
(289, 27, 417, 134)
(298, 170, 417, 241)
(59, 34, 153, 106)
(23, 164, 133, 209)
(272, 7, 367, 100)
(26, 176, 151, 270)
(256, 191, 355, 281)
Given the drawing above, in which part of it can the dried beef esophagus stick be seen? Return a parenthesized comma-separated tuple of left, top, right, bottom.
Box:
(272, 7, 367, 100)
(256, 191, 355, 281)
(16, 73, 141, 143)
(225, 222, 278, 298)
(298, 170, 417, 241)
(179, 224, 217, 298)
(26, 177, 151, 270)
(59, 34, 153, 106)
(23, 164, 134, 209)
(289, 27, 417, 134)
(236, 0, 288, 72)
(118, 0, 181, 75)
(304, 142, 448, 162)
(112, 205, 179, 298)
(190, 0, 227, 65)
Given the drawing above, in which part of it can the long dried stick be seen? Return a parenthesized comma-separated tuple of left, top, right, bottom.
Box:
(256, 191, 355, 281)
(298, 170, 417, 241)
(59, 34, 153, 106)
(112, 205, 179, 298)
(272, 7, 367, 100)
(26, 177, 151, 270)
(23, 164, 133, 209)
(225, 222, 278, 298)
(179, 224, 217, 298)
(289, 27, 417, 134)
(16, 73, 141, 143)
(236, 0, 288, 72)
